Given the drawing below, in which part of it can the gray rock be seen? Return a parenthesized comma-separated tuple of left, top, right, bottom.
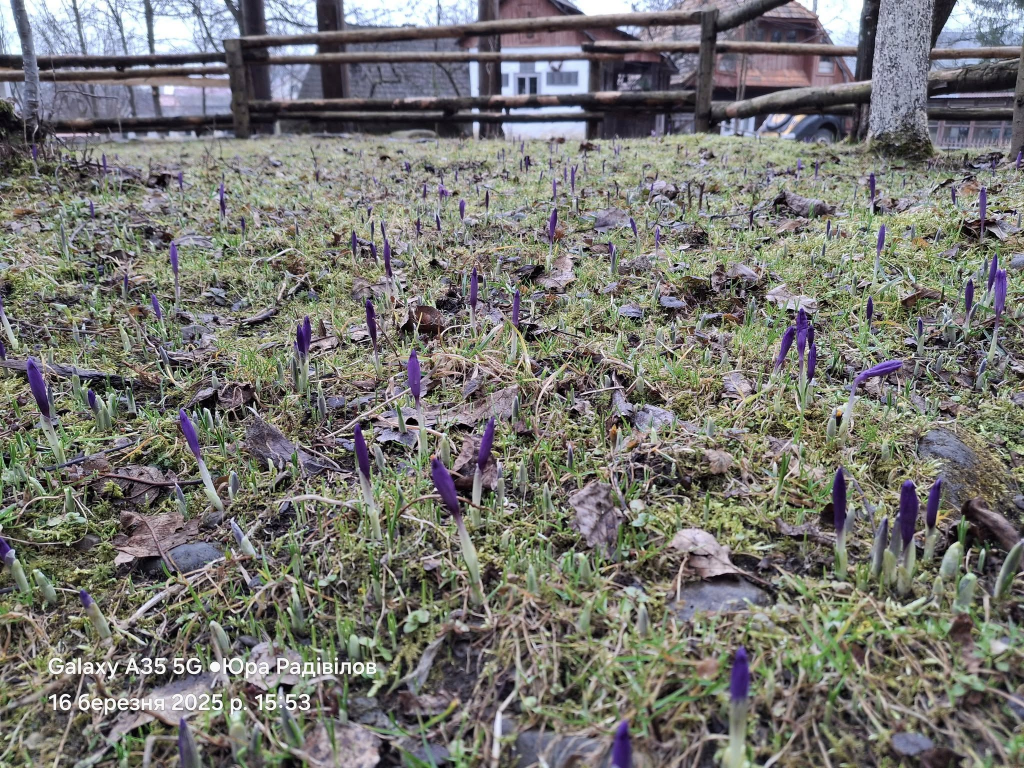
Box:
(672, 577, 772, 621)
(918, 428, 1021, 519)
(1008, 253, 1024, 271)
(891, 731, 934, 757)
(141, 542, 222, 575)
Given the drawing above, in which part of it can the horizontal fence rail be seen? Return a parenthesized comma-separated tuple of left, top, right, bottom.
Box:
(262, 51, 624, 65)
(262, 110, 620, 123)
(0, 52, 225, 68)
(584, 41, 1021, 60)
(0, 66, 228, 83)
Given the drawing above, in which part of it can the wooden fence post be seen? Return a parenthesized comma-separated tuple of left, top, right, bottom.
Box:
(586, 59, 602, 139)
(695, 8, 718, 133)
(224, 39, 251, 139)
(1010, 33, 1024, 158)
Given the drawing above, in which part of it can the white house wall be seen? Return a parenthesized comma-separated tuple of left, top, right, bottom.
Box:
(467, 46, 590, 140)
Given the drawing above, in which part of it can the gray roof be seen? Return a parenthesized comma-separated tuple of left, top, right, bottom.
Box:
(299, 36, 470, 100)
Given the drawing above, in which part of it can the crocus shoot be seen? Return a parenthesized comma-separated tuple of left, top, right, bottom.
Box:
(987, 268, 1008, 366)
(365, 299, 381, 375)
(80, 589, 112, 640)
(408, 350, 426, 461)
(27, 357, 65, 464)
(170, 241, 180, 307)
(923, 477, 942, 562)
(179, 409, 224, 513)
(354, 424, 381, 540)
(0, 296, 19, 351)
(896, 480, 919, 594)
(431, 457, 483, 604)
(178, 717, 202, 768)
(472, 417, 495, 513)
(611, 721, 631, 768)
(1, 536, 32, 596)
(728, 647, 750, 768)
(837, 359, 903, 443)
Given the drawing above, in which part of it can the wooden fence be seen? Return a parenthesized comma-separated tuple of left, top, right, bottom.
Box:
(6, 0, 1021, 141)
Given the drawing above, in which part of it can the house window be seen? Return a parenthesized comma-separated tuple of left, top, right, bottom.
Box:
(818, 57, 835, 74)
(786, 29, 798, 42)
(770, 29, 782, 42)
(501, 73, 509, 88)
(546, 70, 578, 86)
(516, 74, 539, 95)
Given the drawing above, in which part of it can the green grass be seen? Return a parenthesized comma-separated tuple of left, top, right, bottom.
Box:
(0, 132, 1021, 768)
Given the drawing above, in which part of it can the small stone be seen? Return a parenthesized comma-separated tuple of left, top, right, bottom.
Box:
(72, 534, 101, 553)
(672, 577, 773, 621)
(891, 731, 934, 757)
(1008, 253, 1024, 271)
(140, 542, 222, 576)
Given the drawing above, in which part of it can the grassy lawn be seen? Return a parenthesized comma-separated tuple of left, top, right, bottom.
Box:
(0, 132, 1021, 768)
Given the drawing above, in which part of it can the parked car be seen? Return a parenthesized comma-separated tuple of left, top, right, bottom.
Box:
(757, 113, 849, 142)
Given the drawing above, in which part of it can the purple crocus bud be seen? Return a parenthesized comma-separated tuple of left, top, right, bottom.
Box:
(353, 423, 371, 481)
(854, 359, 903, 386)
(795, 308, 809, 363)
(31, 143, 38, 161)
(552, 178, 557, 199)
(0, 340, 6, 360)
(629, 217, 638, 239)
(876, 224, 885, 257)
(833, 467, 847, 535)
(655, 226, 661, 249)
(151, 294, 162, 321)
(218, 181, 226, 218)
(404, 160, 411, 173)
(380, 220, 387, 242)
(774, 326, 796, 370)
(169, 242, 179, 278)
(384, 240, 393, 279)
(422, 182, 427, 200)
(730, 647, 750, 701)
(177, 171, 184, 191)
(27, 357, 51, 420)
(87, 389, 98, 413)
(484, 190, 490, 211)
(79, 589, 94, 609)
(548, 208, 558, 244)
(951, 186, 957, 206)
(101, 153, 108, 174)
(868, 171, 876, 202)
(302, 315, 312, 351)
(431, 456, 461, 520)
(459, 199, 466, 220)
(899, 480, 918, 548)
(980, 186, 987, 222)
(0, 536, 11, 562)
(1017, 151, 1022, 171)
(470, 267, 479, 310)
(408, 350, 421, 405)
(240, 217, 246, 235)
(611, 721, 631, 768)
(365, 299, 377, 351)
(570, 164, 577, 191)
(926, 477, 942, 530)
(178, 718, 201, 768)
(807, 342, 817, 381)
(988, 253, 999, 290)
(351, 230, 358, 258)
(89, 200, 95, 219)
(965, 279, 975, 315)
(994, 268, 1007, 321)
(435, 213, 442, 232)
(826, 220, 832, 239)
(123, 272, 130, 296)
(866, 296, 874, 326)
(917, 317, 924, 338)
(797, 158, 803, 173)
(370, 242, 377, 263)
(179, 409, 202, 460)
(415, 217, 422, 236)
(478, 417, 495, 472)
(512, 290, 521, 329)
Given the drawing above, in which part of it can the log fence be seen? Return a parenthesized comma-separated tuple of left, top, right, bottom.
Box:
(4, 0, 1020, 144)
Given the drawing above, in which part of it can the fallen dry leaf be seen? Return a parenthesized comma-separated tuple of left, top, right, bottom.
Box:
(593, 207, 631, 233)
(402, 305, 446, 336)
(962, 497, 1020, 552)
(774, 189, 835, 218)
(536, 254, 575, 291)
(113, 510, 200, 567)
(722, 371, 754, 399)
(900, 285, 942, 308)
(704, 449, 733, 475)
(85, 458, 177, 509)
(108, 674, 215, 740)
(245, 642, 304, 690)
(765, 284, 818, 313)
(670, 529, 740, 579)
(569, 482, 625, 554)
(303, 721, 381, 768)
(774, 518, 835, 545)
(451, 434, 498, 492)
(397, 690, 456, 717)
(244, 415, 338, 475)
(454, 385, 519, 426)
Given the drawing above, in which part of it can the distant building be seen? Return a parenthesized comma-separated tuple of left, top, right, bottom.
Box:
(459, 0, 675, 139)
(297, 33, 472, 135)
(650, 0, 854, 135)
(929, 92, 1013, 149)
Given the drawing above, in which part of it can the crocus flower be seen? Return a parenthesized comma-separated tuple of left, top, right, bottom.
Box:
(484, 190, 490, 211)
(302, 315, 312, 351)
(27, 357, 51, 421)
(655, 226, 661, 249)
(295, 317, 311, 360)
(0, 535, 11, 563)
(899, 479, 918, 550)
(994, 268, 1007, 322)
(351, 230, 358, 258)
(431, 456, 461, 519)
(151, 294, 162, 321)
(178, 718, 201, 768)
(408, 350, 421, 405)
(170, 242, 179, 279)
(354, 423, 371, 481)
(459, 199, 466, 220)
(727, 646, 750, 768)
(87, 388, 98, 413)
(478, 417, 495, 472)
(89, 200, 95, 219)
(807, 343, 817, 382)
(926, 477, 942, 531)
(855, 359, 903, 387)
(629, 216, 638, 240)
(0, 341, 6, 360)
(951, 186, 957, 206)
(240, 217, 246, 236)
(833, 467, 847, 535)
(80, 589, 111, 639)
(611, 721, 631, 768)
(470, 267, 479, 314)
(179, 408, 202, 460)
(868, 172, 876, 203)
(988, 253, 999, 290)
(512, 290, 521, 329)
(570, 164, 577, 192)
(876, 224, 885, 257)
(965, 279, 975, 316)
(774, 326, 796, 371)
(795, 308, 809, 364)
(435, 212, 442, 232)
(177, 171, 183, 191)
(365, 299, 377, 352)
(866, 296, 873, 327)
(548, 208, 558, 244)
(218, 181, 226, 218)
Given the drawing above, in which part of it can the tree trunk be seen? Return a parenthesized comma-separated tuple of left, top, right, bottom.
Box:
(143, 0, 163, 119)
(315, 0, 349, 132)
(240, 0, 272, 133)
(852, 0, 880, 141)
(1011, 35, 1024, 158)
(931, 0, 957, 47)
(477, 0, 502, 138)
(868, 0, 934, 158)
(9, 0, 39, 131)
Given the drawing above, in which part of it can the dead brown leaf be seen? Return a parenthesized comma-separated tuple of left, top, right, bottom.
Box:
(537, 255, 576, 291)
(568, 482, 625, 554)
(244, 415, 338, 475)
(774, 518, 835, 545)
(765, 284, 818, 313)
(962, 497, 1020, 552)
(774, 189, 835, 218)
(454, 386, 518, 427)
(670, 529, 740, 579)
(401, 305, 445, 336)
(704, 449, 733, 475)
(450, 434, 498, 492)
(303, 721, 381, 768)
(113, 510, 200, 566)
(900, 285, 942, 308)
(397, 690, 456, 717)
(722, 371, 754, 399)
(108, 674, 215, 740)
(85, 458, 177, 508)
